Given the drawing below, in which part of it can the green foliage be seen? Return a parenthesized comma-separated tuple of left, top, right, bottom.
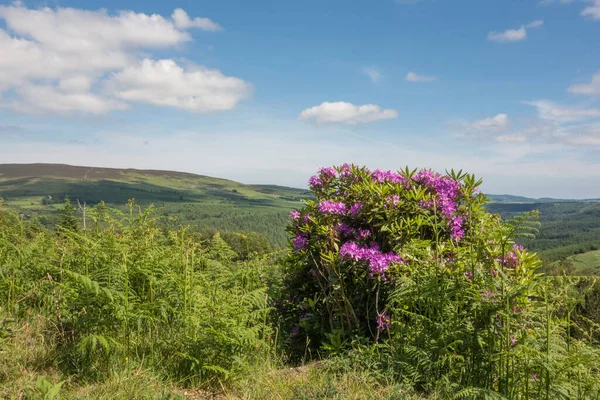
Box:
(24, 377, 65, 400)
(280, 165, 600, 398)
(0, 199, 274, 389)
(57, 196, 78, 233)
(487, 202, 600, 264)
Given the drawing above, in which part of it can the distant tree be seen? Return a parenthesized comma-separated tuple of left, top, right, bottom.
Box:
(57, 196, 78, 233)
(221, 232, 273, 260)
(206, 233, 237, 262)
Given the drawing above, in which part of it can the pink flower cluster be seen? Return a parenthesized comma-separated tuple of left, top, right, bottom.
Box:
(498, 245, 524, 268)
(416, 170, 464, 241)
(335, 223, 371, 240)
(376, 313, 392, 331)
(371, 169, 406, 184)
(349, 203, 363, 216)
(292, 233, 309, 251)
(318, 200, 347, 215)
(340, 241, 404, 276)
(386, 195, 401, 207)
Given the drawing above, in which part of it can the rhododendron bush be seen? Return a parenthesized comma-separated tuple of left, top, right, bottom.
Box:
(279, 164, 600, 397)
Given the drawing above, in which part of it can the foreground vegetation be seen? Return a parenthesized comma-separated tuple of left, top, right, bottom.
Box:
(2, 164, 600, 399)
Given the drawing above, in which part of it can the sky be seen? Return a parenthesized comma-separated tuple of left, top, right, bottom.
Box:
(1, 0, 600, 198)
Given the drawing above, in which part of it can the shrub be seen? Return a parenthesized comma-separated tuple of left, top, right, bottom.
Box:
(280, 164, 600, 397)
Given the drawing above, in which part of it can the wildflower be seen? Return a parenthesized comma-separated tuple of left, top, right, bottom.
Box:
(492, 269, 498, 277)
(339, 241, 404, 277)
(335, 222, 354, 237)
(318, 200, 347, 215)
(319, 167, 337, 181)
(512, 244, 525, 252)
(419, 200, 433, 209)
(289, 210, 301, 219)
(357, 228, 371, 239)
(498, 251, 519, 268)
(291, 326, 300, 335)
(339, 241, 363, 262)
(308, 175, 323, 189)
(513, 305, 523, 314)
(511, 336, 517, 345)
(376, 313, 391, 331)
(465, 271, 473, 279)
(450, 215, 464, 241)
(532, 374, 538, 381)
(482, 289, 495, 301)
(339, 163, 354, 179)
(386, 194, 400, 207)
(292, 233, 309, 251)
(372, 169, 405, 184)
(349, 202, 363, 216)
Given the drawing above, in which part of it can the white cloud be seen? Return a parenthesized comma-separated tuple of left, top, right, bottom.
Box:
(496, 133, 528, 143)
(488, 26, 527, 42)
(5, 126, 600, 197)
(458, 101, 600, 148)
(527, 20, 544, 28)
(539, 0, 574, 6)
(105, 59, 251, 113)
(525, 100, 600, 122)
(0, 4, 242, 114)
(561, 125, 600, 145)
(171, 8, 221, 31)
(405, 72, 437, 82)
(540, 0, 600, 20)
(10, 84, 129, 114)
(582, 0, 600, 19)
(471, 114, 510, 130)
(451, 113, 510, 141)
(0, 5, 190, 53)
(568, 73, 600, 95)
(361, 66, 382, 84)
(298, 101, 398, 125)
(487, 21, 543, 43)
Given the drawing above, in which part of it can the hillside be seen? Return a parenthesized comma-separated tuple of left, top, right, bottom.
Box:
(487, 194, 600, 203)
(2, 163, 600, 260)
(0, 163, 312, 247)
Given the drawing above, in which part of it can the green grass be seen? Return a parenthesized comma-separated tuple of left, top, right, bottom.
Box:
(570, 249, 600, 269)
(563, 249, 600, 275)
(1, 314, 421, 400)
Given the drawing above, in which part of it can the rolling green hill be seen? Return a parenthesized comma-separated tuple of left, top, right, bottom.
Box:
(487, 194, 600, 203)
(0, 163, 312, 247)
(2, 163, 600, 261)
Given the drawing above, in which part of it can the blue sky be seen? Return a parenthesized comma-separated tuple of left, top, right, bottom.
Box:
(1, 0, 600, 197)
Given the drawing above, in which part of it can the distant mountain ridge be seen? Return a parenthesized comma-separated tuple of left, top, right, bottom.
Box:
(1, 163, 598, 204)
(486, 194, 600, 204)
(2, 164, 600, 252)
(0, 163, 311, 247)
